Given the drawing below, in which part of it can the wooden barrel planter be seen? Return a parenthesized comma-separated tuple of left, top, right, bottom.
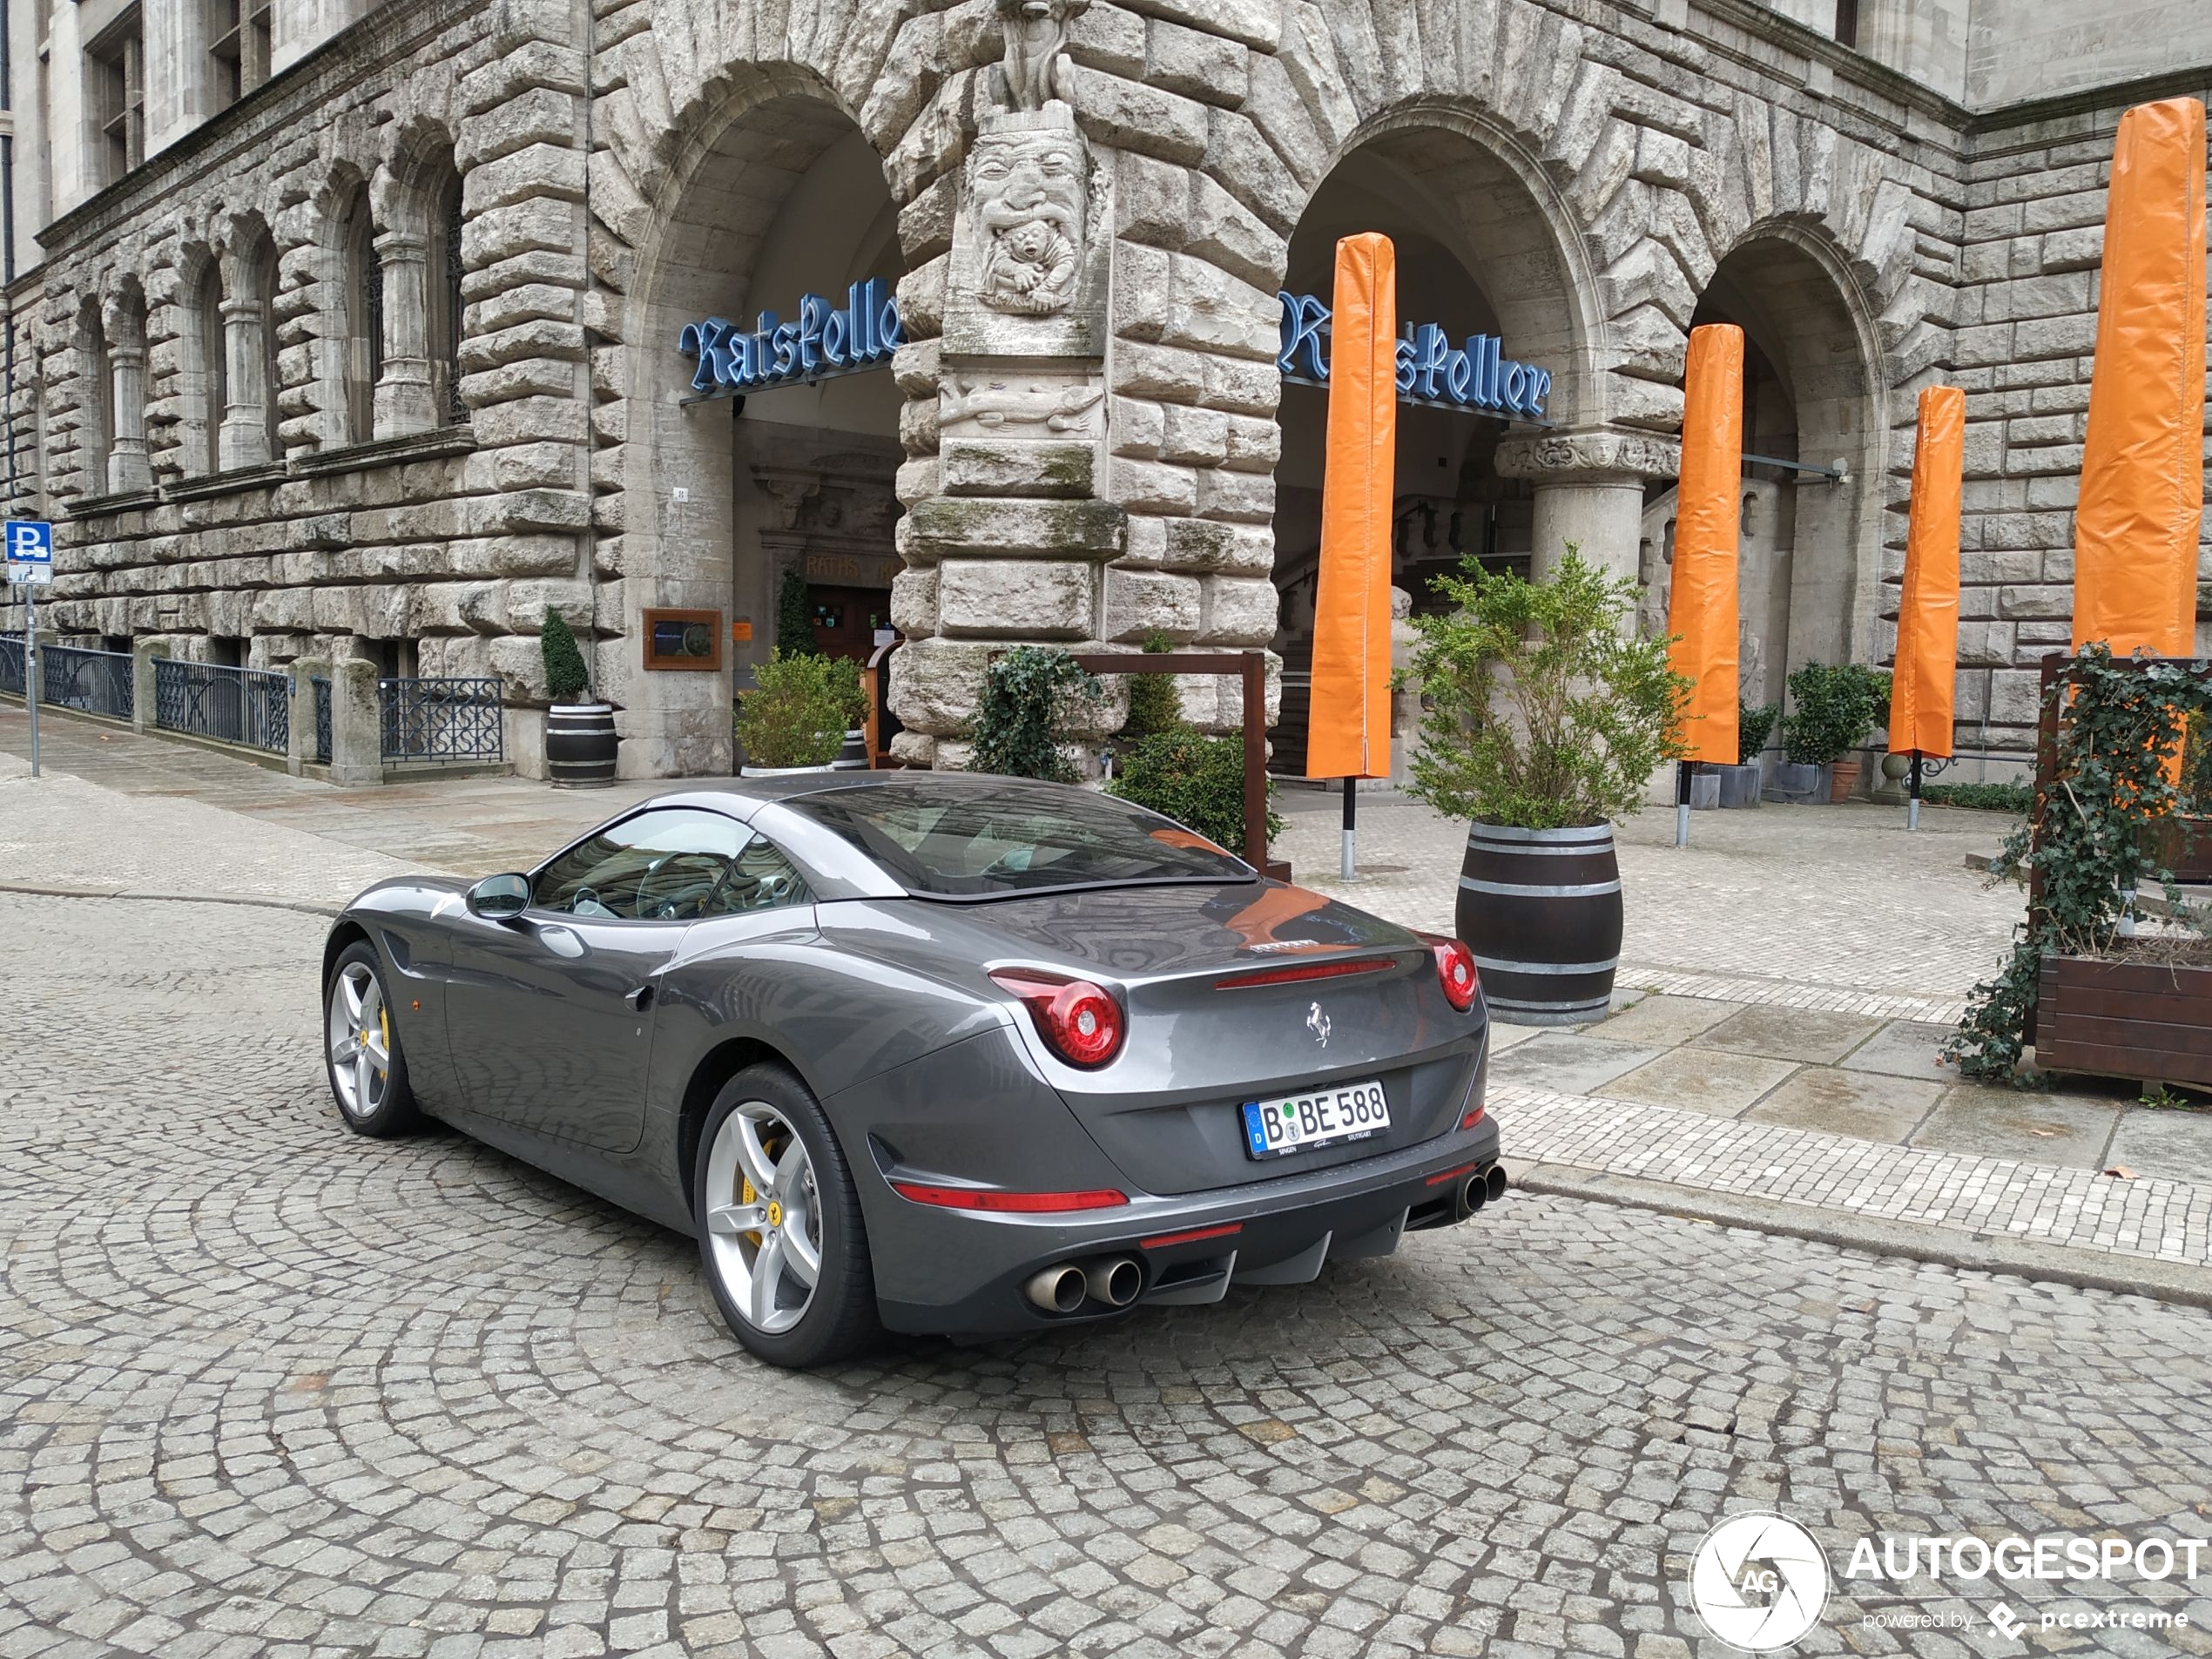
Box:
(547, 701, 618, 788)
(1454, 821, 1623, 1025)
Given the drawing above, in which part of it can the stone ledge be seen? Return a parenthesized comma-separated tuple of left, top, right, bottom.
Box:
(163, 463, 292, 505)
(293, 426, 480, 477)
(64, 487, 164, 520)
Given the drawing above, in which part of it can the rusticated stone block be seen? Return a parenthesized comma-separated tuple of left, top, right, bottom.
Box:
(1102, 566, 1201, 641)
(904, 496, 1126, 560)
(1161, 515, 1270, 572)
(1196, 573, 1277, 644)
(938, 558, 1095, 638)
(889, 637, 997, 736)
(941, 439, 1096, 498)
(891, 565, 940, 636)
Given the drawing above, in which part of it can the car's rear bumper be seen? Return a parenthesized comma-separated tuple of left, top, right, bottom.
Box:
(872, 1110, 1503, 1339)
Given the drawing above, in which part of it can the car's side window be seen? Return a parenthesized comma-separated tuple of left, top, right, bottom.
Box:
(705, 833, 813, 915)
(533, 808, 753, 921)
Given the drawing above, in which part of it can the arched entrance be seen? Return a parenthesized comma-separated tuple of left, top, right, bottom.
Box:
(1645, 236, 1883, 711)
(1269, 121, 1597, 775)
(623, 88, 907, 776)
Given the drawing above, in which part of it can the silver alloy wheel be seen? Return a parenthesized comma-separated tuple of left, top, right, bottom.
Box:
(703, 1101, 823, 1335)
(327, 961, 391, 1119)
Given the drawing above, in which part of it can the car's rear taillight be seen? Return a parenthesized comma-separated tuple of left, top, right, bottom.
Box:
(989, 968, 1126, 1068)
(1428, 937, 1480, 1012)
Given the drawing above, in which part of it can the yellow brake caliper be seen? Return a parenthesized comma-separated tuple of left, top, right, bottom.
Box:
(740, 1131, 784, 1248)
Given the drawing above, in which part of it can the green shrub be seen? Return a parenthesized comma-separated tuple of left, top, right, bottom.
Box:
(735, 650, 866, 768)
(541, 607, 592, 704)
(1400, 548, 1687, 829)
(1780, 662, 1890, 765)
(1121, 629, 1183, 742)
(969, 647, 1103, 783)
(1110, 727, 1282, 853)
(1922, 780, 2033, 814)
(1738, 701, 1778, 765)
(775, 567, 819, 658)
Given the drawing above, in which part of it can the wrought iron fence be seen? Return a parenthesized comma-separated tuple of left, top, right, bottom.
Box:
(153, 658, 291, 754)
(0, 636, 22, 697)
(313, 678, 332, 765)
(40, 644, 135, 721)
(379, 677, 503, 762)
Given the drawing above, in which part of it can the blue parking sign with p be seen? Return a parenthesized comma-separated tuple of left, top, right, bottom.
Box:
(5, 520, 53, 583)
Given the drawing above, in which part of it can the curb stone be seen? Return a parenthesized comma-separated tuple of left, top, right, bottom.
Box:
(1514, 1161, 2212, 1314)
(0, 881, 341, 919)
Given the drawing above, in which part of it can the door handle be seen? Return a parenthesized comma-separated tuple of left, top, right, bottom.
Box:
(628, 985, 656, 1012)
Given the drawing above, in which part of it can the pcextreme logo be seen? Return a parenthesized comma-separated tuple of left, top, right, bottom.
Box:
(1689, 1513, 1832, 1652)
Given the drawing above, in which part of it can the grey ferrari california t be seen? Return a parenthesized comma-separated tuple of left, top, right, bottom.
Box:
(321, 771, 1501, 1366)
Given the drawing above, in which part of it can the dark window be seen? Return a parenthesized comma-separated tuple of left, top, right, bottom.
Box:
(533, 809, 810, 921)
(87, 9, 145, 184)
(786, 779, 1254, 900)
(210, 0, 242, 106)
(432, 176, 464, 423)
(208, 636, 246, 668)
(1834, 0, 1859, 46)
(196, 265, 226, 474)
(342, 191, 381, 442)
(84, 310, 111, 478)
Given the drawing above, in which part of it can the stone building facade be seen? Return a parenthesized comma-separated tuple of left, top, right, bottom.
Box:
(4, 0, 2209, 778)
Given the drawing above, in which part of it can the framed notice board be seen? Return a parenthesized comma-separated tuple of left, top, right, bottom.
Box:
(641, 608, 724, 671)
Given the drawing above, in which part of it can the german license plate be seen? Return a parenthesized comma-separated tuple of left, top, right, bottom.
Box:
(1240, 1079, 1391, 1160)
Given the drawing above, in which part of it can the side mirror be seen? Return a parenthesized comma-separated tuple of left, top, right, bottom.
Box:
(466, 873, 532, 920)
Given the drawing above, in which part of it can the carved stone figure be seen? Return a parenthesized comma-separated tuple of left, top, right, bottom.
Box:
(971, 124, 1087, 316)
(990, 0, 1085, 113)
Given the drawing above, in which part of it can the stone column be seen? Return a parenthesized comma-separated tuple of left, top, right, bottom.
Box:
(1495, 429, 1681, 590)
(327, 657, 383, 787)
(130, 637, 167, 734)
(286, 657, 327, 778)
(219, 298, 273, 470)
(105, 340, 152, 494)
(372, 230, 437, 439)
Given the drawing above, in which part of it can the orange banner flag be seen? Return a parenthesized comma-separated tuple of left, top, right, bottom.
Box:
(1891, 387, 1966, 758)
(1666, 324, 1743, 765)
(1305, 233, 1397, 781)
(2074, 96, 2206, 658)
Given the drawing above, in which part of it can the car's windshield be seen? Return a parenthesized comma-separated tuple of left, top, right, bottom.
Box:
(785, 780, 1254, 899)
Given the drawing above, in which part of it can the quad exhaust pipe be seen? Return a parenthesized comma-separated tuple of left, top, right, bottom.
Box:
(1023, 1255, 1143, 1314)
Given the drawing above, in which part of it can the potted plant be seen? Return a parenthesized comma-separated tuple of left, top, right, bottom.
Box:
(1720, 701, 1776, 809)
(1402, 549, 1686, 1025)
(1109, 725, 1283, 852)
(542, 607, 617, 788)
(734, 650, 867, 775)
(1775, 661, 1889, 803)
(1949, 647, 2212, 1089)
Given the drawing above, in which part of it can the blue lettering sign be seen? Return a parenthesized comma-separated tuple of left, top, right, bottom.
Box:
(1276, 291, 1553, 421)
(679, 278, 906, 397)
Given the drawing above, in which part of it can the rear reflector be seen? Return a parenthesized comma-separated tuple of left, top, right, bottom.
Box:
(1137, 1222, 1244, 1250)
(1460, 1104, 1487, 1130)
(1214, 956, 1393, 991)
(1424, 1162, 1479, 1188)
(891, 1183, 1128, 1213)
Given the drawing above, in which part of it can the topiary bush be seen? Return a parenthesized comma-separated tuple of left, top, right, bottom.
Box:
(1109, 727, 1282, 853)
(775, 567, 819, 658)
(1738, 701, 1778, 765)
(1780, 662, 1889, 765)
(541, 607, 592, 704)
(735, 650, 866, 768)
(969, 647, 1103, 783)
(1120, 629, 1183, 742)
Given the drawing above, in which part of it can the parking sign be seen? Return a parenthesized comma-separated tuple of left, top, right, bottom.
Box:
(4, 520, 53, 584)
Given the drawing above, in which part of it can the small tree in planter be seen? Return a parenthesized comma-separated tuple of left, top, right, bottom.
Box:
(969, 647, 1103, 783)
(775, 568, 820, 657)
(1718, 700, 1777, 808)
(542, 607, 617, 788)
(1948, 647, 2212, 1088)
(735, 650, 867, 772)
(1777, 662, 1889, 802)
(1109, 726, 1283, 852)
(1402, 549, 1686, 1023)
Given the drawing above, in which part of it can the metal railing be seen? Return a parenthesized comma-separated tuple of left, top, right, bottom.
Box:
(0, 636, 22, 697)
(39, 644, 134, 721)
(379, 676, 503, 763)
(152, 658, 291, 754)
(312, 678, 332, 765)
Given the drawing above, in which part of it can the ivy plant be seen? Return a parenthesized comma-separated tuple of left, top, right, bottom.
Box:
(969, 647, 1103, 784)
(1946, 646, 2212, 1082)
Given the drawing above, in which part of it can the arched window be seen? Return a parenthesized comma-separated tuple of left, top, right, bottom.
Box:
(341, 189, 381, 444)
(192, 264, 226, 475)
(430, 172, 463, 424)
(81, 306, 112, 492)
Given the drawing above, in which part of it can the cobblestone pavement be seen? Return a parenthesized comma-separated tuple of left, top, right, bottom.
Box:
(6, 891, 2212, 1659)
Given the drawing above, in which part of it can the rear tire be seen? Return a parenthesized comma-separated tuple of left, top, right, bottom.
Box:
(694, 1063, 881, 1368)
(324, 941, 421, 1138)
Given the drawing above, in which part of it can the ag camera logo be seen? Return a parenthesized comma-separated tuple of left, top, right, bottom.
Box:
(1689, 1512, 1831, 1651)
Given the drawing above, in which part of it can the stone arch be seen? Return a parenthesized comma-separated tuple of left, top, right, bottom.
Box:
(370, 122, 462, 436)
(611, 69, 908, 777)
(75, 300, 111, 498)
(169, 242, 226, 478)
(218, 214, 282, 469)
(282, 162, 379, 452)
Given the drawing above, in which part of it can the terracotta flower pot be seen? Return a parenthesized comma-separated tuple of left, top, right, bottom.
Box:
(1828, 759, 1860, 802)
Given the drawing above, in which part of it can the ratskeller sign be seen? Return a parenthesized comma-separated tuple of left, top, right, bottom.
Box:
(678, 278, 905, 396)
(1278, 290, 1554, 421)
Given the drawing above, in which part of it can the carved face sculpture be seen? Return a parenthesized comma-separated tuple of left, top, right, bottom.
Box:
(972, 126, 1086, 314)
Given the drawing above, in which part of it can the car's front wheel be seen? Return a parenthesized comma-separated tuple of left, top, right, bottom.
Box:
(324, 941, 420, 1137)
(694, 1064, 880, 1367)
